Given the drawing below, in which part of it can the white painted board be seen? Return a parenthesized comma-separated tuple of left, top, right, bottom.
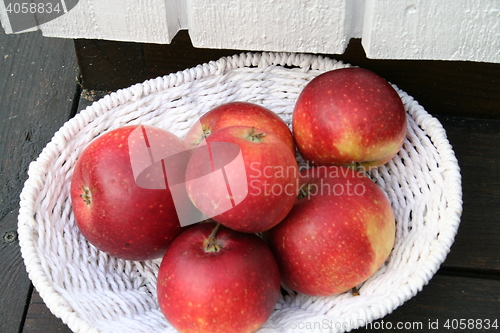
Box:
(186, 0, 358, 54)
(362, 0, 500, 63)
(0, 0, 184, 44)
(0, 0, 498, 63)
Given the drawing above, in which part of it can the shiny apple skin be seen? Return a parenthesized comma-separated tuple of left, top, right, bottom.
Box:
(70, 125, 186, 261)
(157, 222, 281, 333)
(266, 166, 395, 296)
(293, 67, 407, 169)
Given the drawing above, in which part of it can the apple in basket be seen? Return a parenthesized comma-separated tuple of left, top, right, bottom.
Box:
(184, 101, 295, 153)
(157, 222, 280, 333)
(185, 125, 299, 233)
(265, 166, 396, 296)
(70, 125, 189, 261)
(292, 67, 407, 169)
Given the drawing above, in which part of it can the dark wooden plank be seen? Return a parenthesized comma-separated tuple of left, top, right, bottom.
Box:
(74, 30, 240, 92)
(0, 29, 80, 219)
(438, 116, 500, 272)
(74, 38, 146, 91)
(19, 92, 107, 333)
(0, 28, 79, 333)
(22, 289, 72, 333)
(75, 35, 500, 119)
(0, 209, 32, 333)
(355, 274, 500, 333)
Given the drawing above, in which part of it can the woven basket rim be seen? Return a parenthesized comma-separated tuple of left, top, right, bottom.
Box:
(18, 51, 463, 333)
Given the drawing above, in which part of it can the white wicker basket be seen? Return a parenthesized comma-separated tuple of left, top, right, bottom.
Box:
(18, 52, 463, 333)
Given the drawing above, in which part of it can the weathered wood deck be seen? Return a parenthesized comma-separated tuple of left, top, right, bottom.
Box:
(1, 28, 499, 333)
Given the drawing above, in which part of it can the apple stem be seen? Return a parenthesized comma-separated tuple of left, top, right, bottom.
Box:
(247, 127, 266, 142)
(204, 223, 222, 252)
(202, 129, 211, 138)
(208, 222, 221, 239)
(80, 186, 92, 206)
(194, 129, 212, 145)
(297, 182, 311, 199)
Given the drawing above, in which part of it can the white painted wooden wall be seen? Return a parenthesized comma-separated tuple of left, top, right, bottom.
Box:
(1, 0, 499, 63)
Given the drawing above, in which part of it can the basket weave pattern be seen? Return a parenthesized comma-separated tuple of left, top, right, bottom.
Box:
(18, 52, 463, 333)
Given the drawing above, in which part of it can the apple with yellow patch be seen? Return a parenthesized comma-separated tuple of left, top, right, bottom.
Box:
(265, 166, 395, 296)
(292, 67, 407, 169)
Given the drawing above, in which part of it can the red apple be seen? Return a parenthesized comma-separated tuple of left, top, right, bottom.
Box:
(292, 67, 407, 169)
(157, 222, 280, 333)
(265, 166, 395, 296)
(185, 126, 299, 233)
(70, 125, 188, 261)
(184, 101, 295, 153)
